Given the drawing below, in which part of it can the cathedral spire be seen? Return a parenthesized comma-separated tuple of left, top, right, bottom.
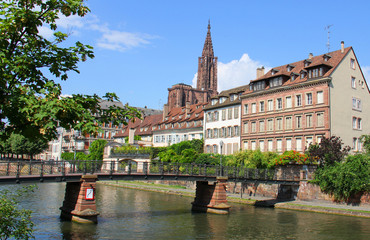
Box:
(197, 22, 218, 96)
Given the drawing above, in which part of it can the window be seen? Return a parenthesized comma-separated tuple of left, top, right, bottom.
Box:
(296, 95, 302, 107)
(228, 126, 233, 137)
(267, 119, 273, 131)
(317, 91, 323, 104)
(286, 96, 292, 108)
(259, 140, 265, 152)
(234, 126, 240, 136)
(251, 103, 257, 113)
(251, 141, 256, 150)
(244, 104, 249, 114)
(269, 76, 283, 87)
(277, 139, 282, 152)
(352, 77, 356, 88)
(230, 94, 235, 102)
(212, 99, 217, 105)
(259, 120, 265, 132)
(353, 138, 357, 151)
(243, 141, 248, 150)
(207, 129, 212, 138)
(306, 137, 313, 149)
(353, 117, 357, 129)
(213, 128, 218, 138)
(285, 117, 292, 129)
(253, 81, 265, 91)
(268, 140, 273, 151)
(286, 138, 292, 151)
(317, 113, 324, 127)
(296, 138, 302, 151)
(214, 111, 219, 121)
(259, 101, 265, 112)
(276, 98, 282, 110)
(306, 114, 313, 128)
(268, 100, 273, 111)
(213, 145, 218, 154)
(251, 122, 256, 132)
(358, 118, 362, 130)
(306, 93, 312, 105)
(206, 145, 211, 153)
(276, 118, 282, 131)
(222, 109, 226, 120)
(350, 58, 355, 69)
(352, 97, 362, 111)
(296, 116, 302, 129)
(228, 108, 233, 120)
(234, 107, 239, 119)
(243, 122, 248, 134)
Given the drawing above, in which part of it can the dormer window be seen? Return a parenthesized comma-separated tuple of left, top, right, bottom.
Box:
(269, 76, 283, 88)
(271, 68, 279, 75)
(300, 70, 307, 79)
(211, 99, 218, 105)
(291, 72, 299, 81)
(253, 81, 265, 91)
(230, 94, 235, 102)
(219, 97, 227, 103)
(323, 54, 331, 62)
(304, 60, 311, 67)
(287, 64, 295, 72)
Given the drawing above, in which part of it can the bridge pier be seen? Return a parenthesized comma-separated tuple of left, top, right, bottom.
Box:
(191, 176, 231, 214)
(60, 175, 99, 224)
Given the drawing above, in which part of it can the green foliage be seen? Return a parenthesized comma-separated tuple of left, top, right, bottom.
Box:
(0, 0, 141, 141)
(88, 139, 107, 160)
(0, 133, 48, 159)
(0, 186, 35, 240)
(124, 135, 142, 143)
(360, 134, 370, 154)
(268, 150, 310, 168)
(61, 152, 74, 161)
(229, 150, 278, 169)
(306, 136, 350, 166)
(312, 154, 370, 201)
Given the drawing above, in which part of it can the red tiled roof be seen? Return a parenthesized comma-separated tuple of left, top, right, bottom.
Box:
(244, 47, 352, 94)
(114, 114, 163, 138)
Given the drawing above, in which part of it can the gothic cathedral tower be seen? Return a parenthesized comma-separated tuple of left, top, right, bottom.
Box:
(166, 22, 218, 112)
(197, 21, 218, 96)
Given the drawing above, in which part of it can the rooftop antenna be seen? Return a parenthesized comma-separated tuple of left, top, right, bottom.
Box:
(325, 24, 333, 53)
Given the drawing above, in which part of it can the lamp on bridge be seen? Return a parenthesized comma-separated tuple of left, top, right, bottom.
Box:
(219, 140, 224, 176)
(73, 130, 81, 161)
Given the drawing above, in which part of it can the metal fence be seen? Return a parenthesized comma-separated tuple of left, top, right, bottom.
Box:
(0, 159, 298, 181)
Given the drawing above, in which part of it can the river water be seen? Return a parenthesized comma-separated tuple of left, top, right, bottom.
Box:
(1, 183, 369, 239)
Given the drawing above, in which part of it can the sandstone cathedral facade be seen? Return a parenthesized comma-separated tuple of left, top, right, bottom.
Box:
(166, 22, 218, 111)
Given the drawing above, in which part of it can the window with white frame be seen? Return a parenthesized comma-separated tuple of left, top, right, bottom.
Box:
(234, 107, 239, 119)
(277, 139, 282, 152)
(267, 119, 273, 131)
(351, 77, 356, 88)
(234, 126, 240, 136)
(213, 145, 218, 154)
(228, 126, 232, 137)
(358, 139, 363, 152)
(276, 118, 283, 130)
(317, 91, 323, 104)
(286, 138, 292, 151)
(353, 117, 357, 129)
(358, 118, 362, 130)
(228, 108, 233, 120)
(306, 114, 313, 128)
(259, 101, 265, 112)
(296, 116, 302, 129)
(206, 145, 211, 153)
(251, 141, 256, 150)
(259, 120, 265, 132)
(268, 100, 273, 111)
(352, 97, 362, 111)
(353, 138, 357, 151)
(296, 138, 302, 151)
(317, 112, 324, 127)
(286, 96, 292, 108)
(251, 122, 256, 132)
(306, 136, 313, 149)
(259, 140, 265, 152)
(243, 122, 248, 134)
(350, 58, 355, 69)
(243, 141, 248, 150)
(244, 104, 249, 114)
(306, 93, 312, 105)
(285, 116, 292, 129)
(296, 95, 302, 107)
(251, 103, 257, 113)
(276, 98, 282, 110)
(268, 140, 273, 151)
(222, 109, 226, 120)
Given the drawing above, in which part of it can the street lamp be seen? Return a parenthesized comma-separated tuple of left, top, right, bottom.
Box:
(219, 140, 224, 176)
(73, 130, 80, 161)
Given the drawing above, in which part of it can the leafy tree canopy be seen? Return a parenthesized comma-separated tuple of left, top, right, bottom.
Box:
(0, 0, 140, 141)
(360, 134, 370, 154)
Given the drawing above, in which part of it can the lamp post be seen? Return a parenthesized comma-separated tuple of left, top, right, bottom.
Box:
(73, 130, 80, 161)
(219, 140, 224, 176)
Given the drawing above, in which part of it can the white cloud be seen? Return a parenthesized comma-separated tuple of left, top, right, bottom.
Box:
(192, 53, 270, 92)
(362, 66, 370, 85)
(38, 26, 55, 39)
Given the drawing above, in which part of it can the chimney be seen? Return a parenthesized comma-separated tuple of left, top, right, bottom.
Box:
(341, 41, 344, 53)
(185, 101, 190, 115)
(308, 53, 313, 59)
(256, 66, 265, 78)
(163, 104, 169, 120)
(128, 128, 135, 144)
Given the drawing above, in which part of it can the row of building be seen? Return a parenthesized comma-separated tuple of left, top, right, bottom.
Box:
(40, 23, 369, 160)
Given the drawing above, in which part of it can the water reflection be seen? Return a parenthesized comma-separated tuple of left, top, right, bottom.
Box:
(1, 183, 369, 239)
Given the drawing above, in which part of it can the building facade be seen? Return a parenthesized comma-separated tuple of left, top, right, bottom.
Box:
(167, 22, 218, 111)
(240, 43, 369, 153)
(203, 85, 249, 154)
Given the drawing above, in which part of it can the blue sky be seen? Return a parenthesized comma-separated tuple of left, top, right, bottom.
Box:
(40, 0, 370, 110)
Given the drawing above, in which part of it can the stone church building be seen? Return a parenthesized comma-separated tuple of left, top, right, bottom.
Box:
(166, 22, 218, 112)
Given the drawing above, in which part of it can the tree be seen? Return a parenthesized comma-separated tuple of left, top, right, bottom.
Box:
(0, 0, 140, 141)
(0, 187, 34, 240)
(360, 134, 370, 154)
(88, 139, 107, 161)
(306, 136, 351, 166)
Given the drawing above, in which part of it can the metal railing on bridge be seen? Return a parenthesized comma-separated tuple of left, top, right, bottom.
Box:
(0, 159, 298, 183)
